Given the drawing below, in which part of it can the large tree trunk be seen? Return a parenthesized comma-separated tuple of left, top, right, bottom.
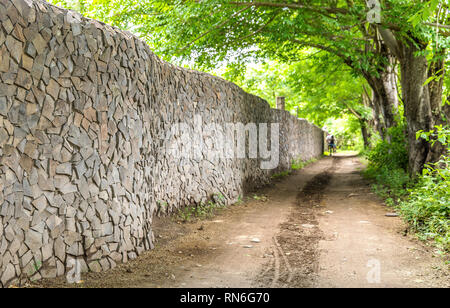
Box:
(366, 72, 398, 132)
(363, 55, 399, 139)
(378, 27, 446, 176)
(381, 55, 400, 122)
(363, 81, 386, 138)
(399, 41, 434, 176)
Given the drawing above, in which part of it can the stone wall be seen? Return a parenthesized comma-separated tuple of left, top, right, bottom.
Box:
(0, 0, 324, 286)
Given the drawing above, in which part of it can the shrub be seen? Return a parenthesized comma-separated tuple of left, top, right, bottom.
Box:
(365, 124, 449, 252)
(363, 123, 411, 202)
(177, 193, 226, 222)
(365, 123, 408, 171)
(399, 126, 450, 252)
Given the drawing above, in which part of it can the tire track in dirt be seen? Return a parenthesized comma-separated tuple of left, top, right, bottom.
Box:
(256, 158, 337, 287)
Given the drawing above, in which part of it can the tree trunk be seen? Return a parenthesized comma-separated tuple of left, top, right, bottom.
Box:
(371, 94, 385, 139)
(428, 54, 445, 122)
(363, 84, 386, 139)
(399, 41, 433, 176)
(371, 92, 387, 138)
(427, 52, 448, 163)
(378, 28, 446, 176)
(363, 55, 399, 140)
(362, 88, 378, 143)
(360, 119, 371, 149)
(381, 55, 400, 118)
(366, 71, 398, 132)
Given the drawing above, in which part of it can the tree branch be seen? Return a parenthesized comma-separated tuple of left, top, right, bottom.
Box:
(290, 38, 354, 68)
(376, 26, 402, 59)
(231, 12, 279, 43)
(229, 1, 349, 15)
(177, 5, 252, 53)
(342, 101, 363, 120)
(362, 84, 372, 103)
(425, 22, 450, 30)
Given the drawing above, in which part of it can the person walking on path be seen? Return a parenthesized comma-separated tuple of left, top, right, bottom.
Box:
(326, 133, 337, 156)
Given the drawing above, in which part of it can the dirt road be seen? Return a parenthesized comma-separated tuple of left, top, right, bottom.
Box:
(34, 154, 449, 288)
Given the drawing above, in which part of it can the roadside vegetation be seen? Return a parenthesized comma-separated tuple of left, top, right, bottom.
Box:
(291, 158, 318, 171)
(272, 158, 319, 180)
(175, 193, 269, 223)
(176, 194, 227, 223)
(363, 126, 450, 253)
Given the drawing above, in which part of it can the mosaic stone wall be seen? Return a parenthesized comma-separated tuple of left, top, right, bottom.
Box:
(0, 0, 324, 286)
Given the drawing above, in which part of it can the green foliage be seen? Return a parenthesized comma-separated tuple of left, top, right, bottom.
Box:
(416, 125, 450, 147)
(232, 56, 368, 151)
(48, 0, 146, 31)
(368, 168, 412, 206)
(177, 194, 226, 223)
(236, 195, 243, 205)
(399, 126, 450, 252)
(291, 158, 317, 171)
(49, 1, 450, 76)
(271, 158, 318, 179)
(289, 55, 372, 127)
(365, 123, 409, 172)
(271, 171, 291, 179)
(291, 159, 306, 171)
(363, 123, 411, 205)
(230, 60, 297, 110)
(324, 116, 365, 151)
(366, 124, 450, 252)
(252, 194, 268, 202)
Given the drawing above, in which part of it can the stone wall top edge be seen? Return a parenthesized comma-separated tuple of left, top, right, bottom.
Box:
(296, 118, 323, 131)
(6, 0, 320, 125)
(24, 0, 272, 111)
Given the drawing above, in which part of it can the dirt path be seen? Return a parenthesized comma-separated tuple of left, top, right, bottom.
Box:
(316, 155, 449, 287)
(33, 155, 449, 288)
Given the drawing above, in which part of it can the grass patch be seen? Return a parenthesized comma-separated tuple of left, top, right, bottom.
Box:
(271, 158, 317, 179)
(176, 194, 227, 223)
(291, 158, 317, 170)
(252, 194, 268, 202)
(271, 171, 291, 179)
